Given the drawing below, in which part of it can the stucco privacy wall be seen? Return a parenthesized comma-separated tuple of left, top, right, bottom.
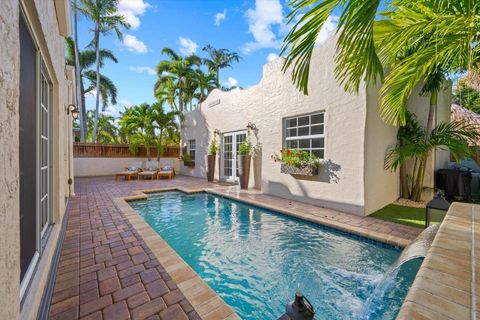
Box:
(0, 1, 73, 319)
(0, 1, 21, 319)
(74, 157, 180, 177)
(182, 36, 369, 214)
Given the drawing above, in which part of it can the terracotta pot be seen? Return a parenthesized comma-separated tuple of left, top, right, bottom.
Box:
(207, 154, 216, 181)
(237, 154, 251, 189)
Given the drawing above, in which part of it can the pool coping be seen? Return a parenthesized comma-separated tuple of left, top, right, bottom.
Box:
(396, 201, 479, 320)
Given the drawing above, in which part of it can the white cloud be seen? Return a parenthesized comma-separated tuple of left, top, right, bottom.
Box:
(266, 53, 278, 62)
(129, 66, 156, 75)
(243, 0, 284, 54)
(102, 105, 120, 117)
(214, 9, 227, 26)
(315, 15, 339, 46)
(117, 0, 150, 30)
(85, 89, 97, 99)
(122, 35, 148, 53)
(178, 37, 198, 56)
(118, 99, 134, 109)
(223, 77, 238, 87)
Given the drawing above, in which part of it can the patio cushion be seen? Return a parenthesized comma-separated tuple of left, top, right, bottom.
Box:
(117, 170, 136, 175)
(139, 170, 156, 175)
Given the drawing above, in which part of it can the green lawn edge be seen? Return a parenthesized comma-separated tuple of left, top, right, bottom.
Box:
(369, 204, 442, 229)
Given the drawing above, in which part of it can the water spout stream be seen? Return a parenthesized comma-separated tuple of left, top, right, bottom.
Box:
(360, 224, 440, 319)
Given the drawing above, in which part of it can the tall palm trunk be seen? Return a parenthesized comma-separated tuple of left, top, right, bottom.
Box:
(92, 26, 101, 143)
(157, 129, 164, 162)
(411, 89, 438, 201)
(80, 80, 87, 135)
(73, 0, 86, 142)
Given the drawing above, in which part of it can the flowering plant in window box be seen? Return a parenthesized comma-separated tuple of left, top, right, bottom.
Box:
(272, 149, 320, 176)
(182, 153, 195, 167)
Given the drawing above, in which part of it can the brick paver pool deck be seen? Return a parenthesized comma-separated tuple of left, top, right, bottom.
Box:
(48, 175, 422, 320)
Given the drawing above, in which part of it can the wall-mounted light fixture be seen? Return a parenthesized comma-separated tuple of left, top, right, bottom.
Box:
(67, 104, 80, 119)
(213, 128, 221, 136)
(246, 122, 257, 131)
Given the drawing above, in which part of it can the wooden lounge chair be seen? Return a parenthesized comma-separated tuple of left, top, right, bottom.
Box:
(138, 161, 159, 180)
(158, 161, 176, 180)
(115, 161, 143, 181)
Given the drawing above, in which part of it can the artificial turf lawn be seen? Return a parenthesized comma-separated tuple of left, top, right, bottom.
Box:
(369, 204, 444, 229)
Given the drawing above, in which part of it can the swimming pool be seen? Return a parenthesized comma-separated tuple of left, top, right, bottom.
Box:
(130, 191, 420, 320)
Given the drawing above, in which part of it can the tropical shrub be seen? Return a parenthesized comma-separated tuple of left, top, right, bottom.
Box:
(385, 112, 480, 201)
(208, 139, 219, 155)
(238, 139, 253, 156)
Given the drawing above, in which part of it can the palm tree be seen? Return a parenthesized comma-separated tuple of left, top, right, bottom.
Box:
(454, 79, 480, 113)
(282, 0, 479, 125)
(202, 45, 241, 86)
(66, 38, 118, 140)
(119, 103, 156, 160)
(78, 0, 130, 143)
(155, 78, 178, 111)
(151, 103, 178, 161)
(190, 69, 217, 103)
(154, 48, 201, 114)
(385, 112, 480, 201)
(73, 0, 86, 142)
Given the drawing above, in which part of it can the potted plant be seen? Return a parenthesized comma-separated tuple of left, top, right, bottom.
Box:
(272, 149, 321, 176)
(207, 139, 218, 181)
(182, 153, 195, 167)
(238, 138, 252, 189)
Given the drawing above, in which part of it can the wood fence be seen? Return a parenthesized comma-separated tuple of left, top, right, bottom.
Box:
(73, 143, 180, 158)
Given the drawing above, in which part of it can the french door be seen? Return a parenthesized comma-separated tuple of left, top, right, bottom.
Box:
(222, 131, 247, 181)
(19, 12, 53, 299)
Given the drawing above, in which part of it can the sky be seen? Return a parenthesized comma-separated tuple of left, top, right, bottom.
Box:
(76, 0, 339, 118)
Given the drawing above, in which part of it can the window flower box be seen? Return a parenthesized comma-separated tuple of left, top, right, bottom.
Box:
(280, 163, 318, 176)
(183, 160, 195, 167)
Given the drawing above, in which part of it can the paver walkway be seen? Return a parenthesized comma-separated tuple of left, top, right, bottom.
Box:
(49, 175, 421, 320)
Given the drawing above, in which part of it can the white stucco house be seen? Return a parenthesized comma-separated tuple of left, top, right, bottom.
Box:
(180, 35, 451, 216)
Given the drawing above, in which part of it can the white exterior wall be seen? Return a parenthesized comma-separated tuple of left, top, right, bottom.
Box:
(182, 36, 369, 215)
(74, 157, 180, 177)
(0, 1, 74, 318)
(182, 34, 452, 216)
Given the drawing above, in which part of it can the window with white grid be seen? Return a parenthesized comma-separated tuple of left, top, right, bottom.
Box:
(188, 139, 196, 161)
(284, 112, 325, 159)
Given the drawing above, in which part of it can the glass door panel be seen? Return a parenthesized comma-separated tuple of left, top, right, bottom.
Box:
(222, 131, 247, 181)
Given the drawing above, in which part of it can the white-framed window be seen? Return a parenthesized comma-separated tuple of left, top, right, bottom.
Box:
(188, 139, 196, 161)
(284, 112, 325, 159)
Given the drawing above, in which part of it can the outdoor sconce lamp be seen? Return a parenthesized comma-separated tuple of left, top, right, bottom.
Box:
(246, 122, 257, 131)
(213, 128, 221, 136)
(67, 104, 80, 119)
(425, 191, 450, 228)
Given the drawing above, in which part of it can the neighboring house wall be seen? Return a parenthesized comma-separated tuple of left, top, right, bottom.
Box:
(74, 157, 180, 177)
(0, 1, 74, 319)
(181, 35, 451, 216)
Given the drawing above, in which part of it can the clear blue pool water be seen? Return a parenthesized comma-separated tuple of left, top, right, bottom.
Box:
(130, 192, 421, 320)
